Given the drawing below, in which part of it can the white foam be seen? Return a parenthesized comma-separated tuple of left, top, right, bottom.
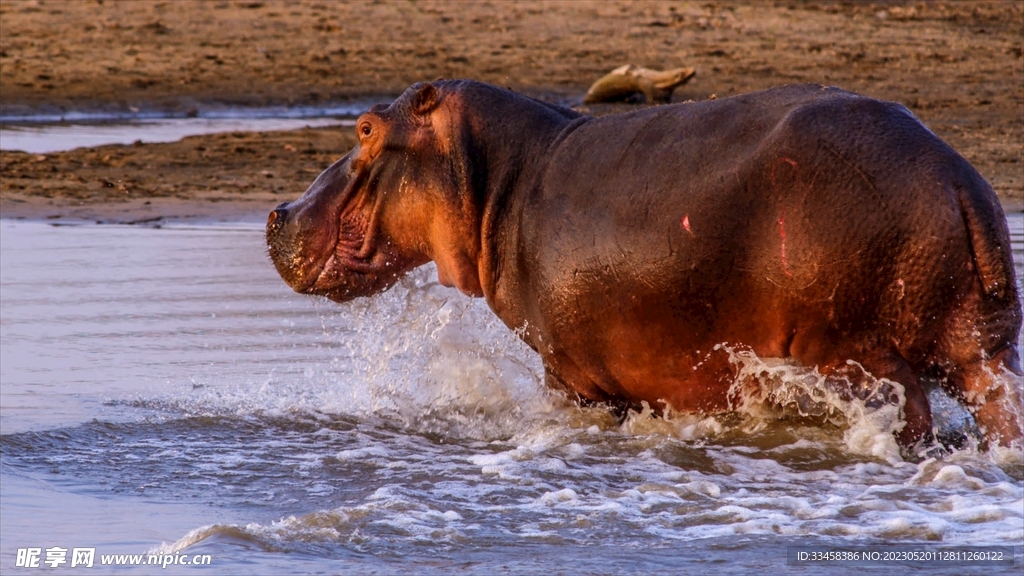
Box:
(127, 257, 1022, 553)
(539, 488, 579, 505)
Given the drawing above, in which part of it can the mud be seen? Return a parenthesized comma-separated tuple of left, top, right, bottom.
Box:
(0, 126, 356, 221)
(1, 0, 1021, 219)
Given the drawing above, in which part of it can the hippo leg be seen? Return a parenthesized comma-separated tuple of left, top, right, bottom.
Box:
(853, 354, 935, 450)
(544, 363, 639, 421)
(945, 346, 1024, 448)
(543, 361, 606, 404)
(811, 348, 934, 450)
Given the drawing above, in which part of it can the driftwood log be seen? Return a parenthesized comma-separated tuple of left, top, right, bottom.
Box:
(583, 64, 696, 104)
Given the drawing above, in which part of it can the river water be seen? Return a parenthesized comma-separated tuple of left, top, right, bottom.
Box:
(1, 98, 1023, 574)
(1, 215, 1021, 575)
(0, 117, 355, 154)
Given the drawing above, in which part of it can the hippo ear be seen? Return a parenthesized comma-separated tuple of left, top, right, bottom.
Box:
(411, 83, 439, 116)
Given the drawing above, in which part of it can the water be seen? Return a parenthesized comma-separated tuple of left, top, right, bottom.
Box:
(0, 102, 376, 125)
(1, 217, 1022, 575)
(0, 117, 356, 154)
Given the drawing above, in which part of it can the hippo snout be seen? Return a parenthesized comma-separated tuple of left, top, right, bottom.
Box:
(265, 200, 325, 293)
(265, 201, 293, 253)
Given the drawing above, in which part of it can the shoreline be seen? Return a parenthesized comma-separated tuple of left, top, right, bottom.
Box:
(1, 104, 1021, 226)
(1, 0, 1021, 220)
(0, 125, 358, 224)
(0, 196, 277, 225)
(3, 95, 1022, 227)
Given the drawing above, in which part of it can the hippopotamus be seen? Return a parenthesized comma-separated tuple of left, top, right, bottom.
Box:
(266, 80, 1022, 450)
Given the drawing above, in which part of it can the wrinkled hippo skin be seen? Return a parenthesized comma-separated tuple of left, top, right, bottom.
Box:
(267, 80, 1022, 451)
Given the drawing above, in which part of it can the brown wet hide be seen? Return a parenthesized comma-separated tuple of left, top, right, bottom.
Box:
(267, 80, 1022, 452)
(373, 85, 486, 297)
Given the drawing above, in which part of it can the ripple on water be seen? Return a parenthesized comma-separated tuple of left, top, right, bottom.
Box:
(1, 220, 1021, 573)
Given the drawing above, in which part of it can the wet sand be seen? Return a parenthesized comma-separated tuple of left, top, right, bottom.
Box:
(1, 0, 1022, 220)
(1, 126, 357, 222)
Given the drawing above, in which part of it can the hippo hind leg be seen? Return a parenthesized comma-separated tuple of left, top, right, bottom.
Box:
(933, 266, 1023, 448)
(803, 338, 935, 452)
(937, 181, 1024, 447)
(850, 353, 935, 452)
(941, 344, 1024, 449)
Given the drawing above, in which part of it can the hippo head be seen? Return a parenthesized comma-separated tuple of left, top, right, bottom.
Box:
(266, 82, 484, 302)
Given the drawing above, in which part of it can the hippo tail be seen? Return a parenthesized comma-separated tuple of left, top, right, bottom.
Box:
(955, 182, 1016, 301)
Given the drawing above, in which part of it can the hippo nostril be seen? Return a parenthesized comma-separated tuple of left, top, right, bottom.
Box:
(267, 207, 288, 232)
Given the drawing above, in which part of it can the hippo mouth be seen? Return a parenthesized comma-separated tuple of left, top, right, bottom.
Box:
(304, 205, 384, 299)
(282, 214, 367, 293)
(267, 162, 398, 302)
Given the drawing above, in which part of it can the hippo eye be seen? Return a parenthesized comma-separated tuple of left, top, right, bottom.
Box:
(360, 123, 372, 137)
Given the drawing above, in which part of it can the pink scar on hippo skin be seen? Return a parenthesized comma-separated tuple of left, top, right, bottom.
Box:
(769, 158, 803, 278)
(682, 214, 693, 235)
(778, 209, 792, 276)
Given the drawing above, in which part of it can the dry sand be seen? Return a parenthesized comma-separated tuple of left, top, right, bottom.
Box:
(1, 0, 1022, 221)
